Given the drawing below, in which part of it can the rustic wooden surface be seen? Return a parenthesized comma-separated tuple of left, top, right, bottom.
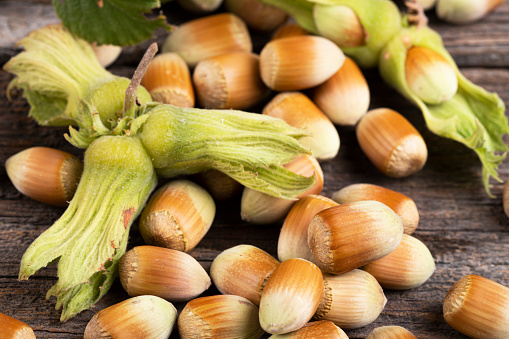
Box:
(1, 1, 509, 338)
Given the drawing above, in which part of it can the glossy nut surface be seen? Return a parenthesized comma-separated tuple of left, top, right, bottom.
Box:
(259, 258, 324, 334)
(444, 274, 509, 339)
(211, 244, 279, 306)
(119, 246, 211, 302)
(308, 200, 403, 274)
(139, 179, 215, 252)
(363, 234, 435, 290)
(332, 183, 419, 235)
(259, 36, 345, 91)
(356, 108, 427, 178)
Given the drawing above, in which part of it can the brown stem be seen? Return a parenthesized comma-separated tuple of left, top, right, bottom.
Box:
(405, 0, 428, 28)
(123, 42, 158, 117)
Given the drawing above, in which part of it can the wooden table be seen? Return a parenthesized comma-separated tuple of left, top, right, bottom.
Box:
(1, 1, 509, 338)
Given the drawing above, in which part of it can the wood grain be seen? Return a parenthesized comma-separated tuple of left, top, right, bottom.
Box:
(1, 1, 509, 338)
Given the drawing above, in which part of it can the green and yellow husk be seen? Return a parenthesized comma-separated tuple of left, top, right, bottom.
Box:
(18, 102, 313, 319)
(4, 24, 313, 198)
(259, 0, 402, 68)
(379, 23, 508, 197)
(134, 105, 314, 199)
(53, 231, 128, 321)
(3, 24, 152, 147)
(5, 24, 315, 321)
(19, 135, 157, 321)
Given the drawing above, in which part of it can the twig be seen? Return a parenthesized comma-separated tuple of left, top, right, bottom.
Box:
(406, 0, 428, 28)
(123, 42, 158, 117)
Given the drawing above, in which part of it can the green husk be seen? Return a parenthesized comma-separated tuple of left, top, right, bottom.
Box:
(134, 104, 316, 199)
(3, 24, 151, 147)
(8, 23, 317, 322)
(19, 135, 157, 321)
(18, 101, 314, 319)
(4, 24, 109, 126)
(52, 229, 128, 321)
(259, 0, 402, 68)
(379, 24, 508, 197)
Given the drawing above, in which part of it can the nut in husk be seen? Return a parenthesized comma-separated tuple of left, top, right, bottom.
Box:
(405, 46, 458, 105)
(313, 4, 366, 48)
(378, 24, 509, 197)
(436, 0, 504, 24)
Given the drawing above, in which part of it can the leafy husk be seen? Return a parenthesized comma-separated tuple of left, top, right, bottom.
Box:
(379, 24, 508, 197)
(135, 104, 315, 199)
(4, 24, 113, 126)
(19, 136, 157, 320)
(259, 0, 402, 68)
(4, 24, 152, 148)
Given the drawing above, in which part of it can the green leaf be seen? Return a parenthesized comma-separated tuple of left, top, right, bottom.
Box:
(52, 0, 171, 46)
(260, 0, 317, 33)
(379, 25, 509, 197)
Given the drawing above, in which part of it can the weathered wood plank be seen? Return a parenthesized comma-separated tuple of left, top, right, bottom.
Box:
(1, 2, 509, 338)
(3, 63, 509, 338)
(428, 5, 509, 68)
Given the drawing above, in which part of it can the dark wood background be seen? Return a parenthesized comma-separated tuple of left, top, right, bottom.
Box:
(1, 1, 509, 338)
